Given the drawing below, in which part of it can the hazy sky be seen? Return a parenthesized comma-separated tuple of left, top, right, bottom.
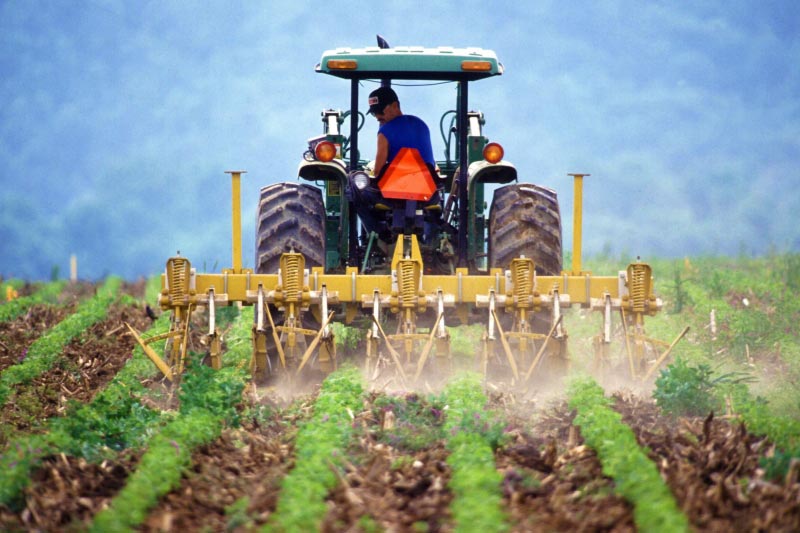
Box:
(1, 1, 798, 279)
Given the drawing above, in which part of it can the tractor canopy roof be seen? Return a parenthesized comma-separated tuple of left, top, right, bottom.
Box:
(316, 46, 503, 81)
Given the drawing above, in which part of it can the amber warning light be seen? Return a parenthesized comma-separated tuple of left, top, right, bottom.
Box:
(327, 59, 358, 70)
(483, 142, 504, 163)
(461, 60, 493, 71)
(315, 141, 338, 162)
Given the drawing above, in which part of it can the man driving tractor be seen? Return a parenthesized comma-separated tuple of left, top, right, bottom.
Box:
(347, 86, 441, 245)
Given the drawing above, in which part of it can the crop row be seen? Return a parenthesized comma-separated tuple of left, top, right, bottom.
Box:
(1, 276, 163, 508)
(0, 280, 67, 322)
(90, 306, 252, 531)
(0, 313, 168, 508)
(266, 366, 365, 531)
(568, 377, 690, 532)
(0, 277, 123, 407)
(439, 374, 508, 532)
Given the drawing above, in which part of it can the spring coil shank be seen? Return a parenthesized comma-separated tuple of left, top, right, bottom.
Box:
(279, 253, 304, 303)
(398, 259, 420, 309)
(627, 263, 652, 313)
(510, 257, 535, 308)
(166, 257, 191, 304)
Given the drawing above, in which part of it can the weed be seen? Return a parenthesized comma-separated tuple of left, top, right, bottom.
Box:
(225, 496, 254, 532)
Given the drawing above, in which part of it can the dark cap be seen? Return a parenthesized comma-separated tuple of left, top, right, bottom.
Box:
(368, 86, 398, 115)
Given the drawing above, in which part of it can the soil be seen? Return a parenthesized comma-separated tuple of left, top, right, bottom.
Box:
(0, 282, 798, 532)
(0, 304, 154, 446)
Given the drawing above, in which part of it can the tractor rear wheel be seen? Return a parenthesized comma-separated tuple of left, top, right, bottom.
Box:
(488, 183, 566, 382)
(256, 182, 325, 273)
(489, 183, 562, 275)
(255, 182, 326, 380)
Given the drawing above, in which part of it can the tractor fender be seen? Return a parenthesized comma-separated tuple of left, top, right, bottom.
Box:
(467, 160, 517, 187)
(297, 158, 348, 183)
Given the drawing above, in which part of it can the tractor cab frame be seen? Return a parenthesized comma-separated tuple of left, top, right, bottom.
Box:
(298, 43, 516, 273)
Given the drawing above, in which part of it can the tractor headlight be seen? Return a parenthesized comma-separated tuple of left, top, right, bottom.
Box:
(352, 171, 370, 190)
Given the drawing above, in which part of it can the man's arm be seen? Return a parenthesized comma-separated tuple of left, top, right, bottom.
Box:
(374, 133, 389, 176)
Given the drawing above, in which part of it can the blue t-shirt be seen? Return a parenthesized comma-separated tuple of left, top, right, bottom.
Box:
(378, 115, 435, 166)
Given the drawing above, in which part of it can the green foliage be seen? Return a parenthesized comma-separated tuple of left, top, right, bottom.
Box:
(51, 388, 161, 460)
(89, 308, 255, 531)
(440, 373, 509, 533)
(225, 496, 255, 531)
(0, 276, 122, 407)
(0, 280, 66, 322)
(90, 410, 222, 532)
(373, 393, 445, 451)
(356, 515, 382, 533)
(666, 262, 692, 314)
(653, 358, 721, 416)
(330, 322, 362, 354)
(0, 313, 170, 506)
(265, 366, 365, 532)
(448, 325, 486, 359)
(0, 435, 54, 509)
(179, 363, 245, 424)
(569, 377, 689, 532)
(734, 395, 800, 481)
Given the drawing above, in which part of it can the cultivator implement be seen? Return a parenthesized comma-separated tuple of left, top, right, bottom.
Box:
(127, 172, 681, 387)
(128, 42, 687, 387)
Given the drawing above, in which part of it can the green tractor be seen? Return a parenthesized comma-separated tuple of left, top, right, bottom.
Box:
(252, 37, 566, 380)
(137, 38, 667, 387)
(256, 38, 562, 280)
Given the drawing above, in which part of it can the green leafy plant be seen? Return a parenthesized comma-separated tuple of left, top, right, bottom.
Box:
(440, 373, 509, 533)
(373, 393, 445, 451)
(653, 358, 720, 416)
(266, 366, 365, 532)
(653, 357, 752, 417)
(569, 377, 690, 532)
(0, 280, 66, 322)
(0, 277, 122, 407)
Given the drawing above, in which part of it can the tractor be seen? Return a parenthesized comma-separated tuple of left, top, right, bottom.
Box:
(130, 38, 682, 388)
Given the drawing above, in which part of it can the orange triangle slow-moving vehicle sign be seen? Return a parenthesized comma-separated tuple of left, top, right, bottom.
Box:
(377, 147, 437, 201)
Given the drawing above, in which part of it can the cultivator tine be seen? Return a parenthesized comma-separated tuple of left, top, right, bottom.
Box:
(620, 307, 637, 378)
(365, 290, 381, 375)
(642, 326, 690, 381)
(523, 314, 563, 382)
(370, 314, 407, 382)
(173, 304, 192, 375)
(481, 290, 498, 377)
(316, 285, 336, 373)
(264, 300, 287, 370)
(491, 309, 520, 381)
(125, 323, 175, 381)
(414, 312, 444, 380)
(207, 289, 221, 370)
(296, 311, 335, 375)
(252, 285, 269, 379)
(552, 288, 564, 339)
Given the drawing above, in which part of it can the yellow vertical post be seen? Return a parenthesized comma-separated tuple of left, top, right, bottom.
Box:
(225, 170, 246, 273)
(568, 173, 590, 275)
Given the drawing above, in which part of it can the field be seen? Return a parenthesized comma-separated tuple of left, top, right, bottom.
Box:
(0, 254, 799, 532)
